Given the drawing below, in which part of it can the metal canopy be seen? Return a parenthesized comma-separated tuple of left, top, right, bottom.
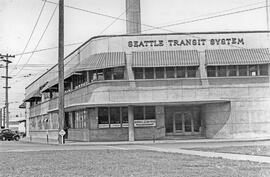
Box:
(132, 50, 200, 67)
(206, 48, 270, 66)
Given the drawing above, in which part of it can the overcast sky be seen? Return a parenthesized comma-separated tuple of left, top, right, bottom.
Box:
(0, 0, 269, 117)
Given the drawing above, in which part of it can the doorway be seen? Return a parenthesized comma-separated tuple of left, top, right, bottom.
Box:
(165, 106, 202, 136)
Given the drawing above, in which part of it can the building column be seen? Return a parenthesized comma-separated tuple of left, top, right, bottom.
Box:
(128, 105, 134, 141)
(198, 51, 209, 86)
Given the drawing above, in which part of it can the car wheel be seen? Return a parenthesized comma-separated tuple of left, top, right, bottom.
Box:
(14, 136, 19, 141)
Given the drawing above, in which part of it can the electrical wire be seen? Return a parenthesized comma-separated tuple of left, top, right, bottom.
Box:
(10, 0, 47, 74)
(14, 1, 269, 59)
(12, 4, 58, 79)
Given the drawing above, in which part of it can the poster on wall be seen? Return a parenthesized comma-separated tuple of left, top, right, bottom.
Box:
(98, 124, 109, 128)
(134, 119, 156, 127)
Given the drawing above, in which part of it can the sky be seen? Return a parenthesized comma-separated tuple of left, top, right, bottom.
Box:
(0, 0, 269, 118)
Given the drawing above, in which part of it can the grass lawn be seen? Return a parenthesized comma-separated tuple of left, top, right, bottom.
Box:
(188, 145, 270, 157)
(0, 149, 270, 177)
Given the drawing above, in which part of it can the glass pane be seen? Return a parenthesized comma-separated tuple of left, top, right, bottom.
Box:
(145, 106, 155, 119)
(98, 107, 109, 124)
(217, 66, 226, 77)
(134, 68, 143, 79)
(193, 111, 201, 132)
(134, 106, 144, 120)
(187, 66, 197, 77)
(121, 107, 128, 123)
(228, 66, 237, 76)
(176, 67, 185, 78)
(166, 67, 175, 78)
(239, 65, 247, 76)
(259, 64, 268, 76)
(249, 65, 257, 76)
(184, 113, 192, 132)
(104, 68, 112, 80)
(113, 67, 124, 80)
(207, 66, 216, 77)
(89, 71, 93, 82)
(110, 107, 120, 124)
(175, 114, 182, 131)
(155, 67, 164, 79)
(145, 68, 154, 79)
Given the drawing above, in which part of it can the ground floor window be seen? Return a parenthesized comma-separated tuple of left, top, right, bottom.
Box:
(134, 106, 156, 120)
(98, 107, 128, 128)
(67, 110, 87, 129)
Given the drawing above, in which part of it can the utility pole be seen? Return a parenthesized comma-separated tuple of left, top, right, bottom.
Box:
(0, 54, 15, 128)
(267, 0, 270, 31)
(58, 0, 65, 144)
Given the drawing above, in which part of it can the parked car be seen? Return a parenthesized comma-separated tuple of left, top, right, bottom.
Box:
(0, 129, 20, 141)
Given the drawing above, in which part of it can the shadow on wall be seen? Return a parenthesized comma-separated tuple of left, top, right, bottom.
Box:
(202, 102, 232, 139)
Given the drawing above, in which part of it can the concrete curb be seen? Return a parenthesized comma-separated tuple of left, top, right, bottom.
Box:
(20, 137, 270, 146)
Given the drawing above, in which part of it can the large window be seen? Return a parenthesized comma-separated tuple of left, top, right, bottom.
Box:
(239, 65, 248, 76)
(217, 66, 226, 77)
(145, 68, 154, 79)
(74, 110, 87, 129)
(98, 107, 129, 128)
(134, 106, 156, 120)
(133, 66, 199, 80)
(155, 67, 165, 79)
(259, 64, 269, 75)
(207, 64, 268, 77)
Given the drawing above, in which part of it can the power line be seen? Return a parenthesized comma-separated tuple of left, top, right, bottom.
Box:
(15, 1, 268, 58)
(12, 4, 58, 79)
(10, 0, 47, 74)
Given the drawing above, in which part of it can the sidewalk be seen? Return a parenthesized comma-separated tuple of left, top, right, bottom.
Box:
(20, 136, 270, 146)
(132, 145, 270, 164)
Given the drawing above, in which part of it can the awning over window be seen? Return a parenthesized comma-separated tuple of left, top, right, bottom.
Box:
(24, 89, 41, 102)
(132, 50, 200, 67)
(41, 77, 58, 92)
(75, 52, 126, 71)
(206, 48, 270, 66)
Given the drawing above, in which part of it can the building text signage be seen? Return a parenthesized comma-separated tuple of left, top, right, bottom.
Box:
(128, 38, 244, 48)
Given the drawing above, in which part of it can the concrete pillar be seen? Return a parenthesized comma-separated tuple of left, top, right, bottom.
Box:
(126, 0, 141, 34)
(128, 105, 134, 141)
(198, 51, 209, 86)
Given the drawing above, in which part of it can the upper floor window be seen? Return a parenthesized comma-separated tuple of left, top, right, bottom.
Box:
(207, 64, 269, 77)
(133, 66, 198, 80)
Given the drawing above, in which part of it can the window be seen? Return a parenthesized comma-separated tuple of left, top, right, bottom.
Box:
(134, 68, 143, 79)
(98, 107, 109, 124)
(166, 67, 175, 78)
(104, 68, 112, 80)
(176, 67, 185, 78)
(122, 107, 128, 124)
(155, 67, 164, 79)
(228, 66, 237, 76)
(249, 65, 257, 76)
(110, 107, 120, 124)
(74, 110, 87, 129)
(217, 66, 226, 77)
(259, 64, 268, 75)
(134, 106, 144, 120)
(98, 107, 128, 128)
(207, 66, 216, 77)
(239, 65, 248, 76)
(134, 106, 156, 120)
(145, 106, 156, 119)
(145, 68, 154, 79)
(113, 67, 124, 80)
(187, 66, 197, 77)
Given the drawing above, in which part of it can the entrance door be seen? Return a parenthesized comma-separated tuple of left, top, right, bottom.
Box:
(173, 112, 193, 135)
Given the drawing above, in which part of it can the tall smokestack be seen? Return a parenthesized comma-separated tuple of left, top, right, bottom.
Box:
(126, 0, 141, 34)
